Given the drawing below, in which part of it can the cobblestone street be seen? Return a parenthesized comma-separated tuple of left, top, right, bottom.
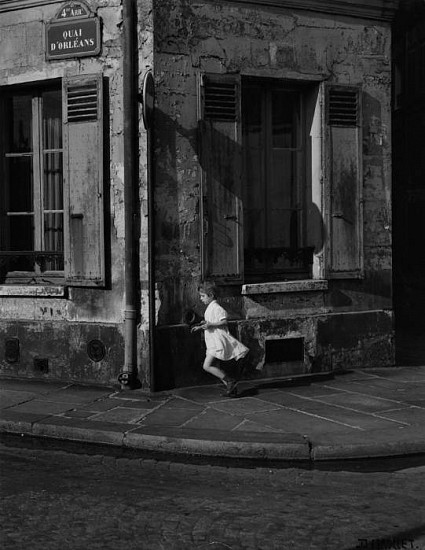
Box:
(1, 444, 425, 550)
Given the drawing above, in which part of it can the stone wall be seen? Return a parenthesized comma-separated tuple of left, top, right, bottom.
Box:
(0, 0, 129, 385)
(0, 0, 395, 388)
(151, 0, 394, 387)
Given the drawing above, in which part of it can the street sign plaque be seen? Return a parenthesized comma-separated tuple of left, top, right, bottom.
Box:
(46, 1, 101, 60)
(56, 1, 90, 19)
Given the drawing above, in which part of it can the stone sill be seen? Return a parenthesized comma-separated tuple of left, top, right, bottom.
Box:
(242, 280, 328, 295)
(0, 285, 65, 297)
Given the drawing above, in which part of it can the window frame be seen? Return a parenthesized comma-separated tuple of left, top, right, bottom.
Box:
(198, 73, 333, 286)
(0, 81, 64, 284)
(0, 73, 106, 288)
(241, 77, 311, 282)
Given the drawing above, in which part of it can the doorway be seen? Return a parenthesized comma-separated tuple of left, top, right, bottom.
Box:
(392, 0, 425, 365)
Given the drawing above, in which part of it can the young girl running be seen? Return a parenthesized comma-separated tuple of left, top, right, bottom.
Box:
(191, 282, 249, 397)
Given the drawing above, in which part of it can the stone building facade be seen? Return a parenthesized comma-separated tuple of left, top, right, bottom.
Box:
(0, 0, 138, 385)
(0, 0, 399, 390)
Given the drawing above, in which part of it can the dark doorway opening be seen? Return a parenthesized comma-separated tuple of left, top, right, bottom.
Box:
(392, 0, 425, 365)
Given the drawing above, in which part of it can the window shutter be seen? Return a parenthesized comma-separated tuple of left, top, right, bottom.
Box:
(325, 85, 363, 278)
(62, 74, 105, 286)
(199, 74, 243, 282)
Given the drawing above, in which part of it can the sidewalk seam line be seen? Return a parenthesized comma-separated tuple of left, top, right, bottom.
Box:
(322, 386, 418, 404)
(282, 407, 365, 430)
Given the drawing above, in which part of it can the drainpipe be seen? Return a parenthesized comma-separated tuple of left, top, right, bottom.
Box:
(118, 0, 138, 389)
(144, 72, 155, 392)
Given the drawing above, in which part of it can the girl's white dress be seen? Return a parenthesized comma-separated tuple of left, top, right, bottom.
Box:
(204, 300, 249, 361)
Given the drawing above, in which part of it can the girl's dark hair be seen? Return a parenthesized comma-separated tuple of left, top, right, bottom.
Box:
(198, 281, 218, 298)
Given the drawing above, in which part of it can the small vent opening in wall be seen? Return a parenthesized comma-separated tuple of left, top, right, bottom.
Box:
(204, 80, 237, 121)
(265, 338, 304, 364)
(328, 88, 359, 127)
(66, 82, 98, 123)
(34, 357, 49, 374)
(5, 338, 20, 364)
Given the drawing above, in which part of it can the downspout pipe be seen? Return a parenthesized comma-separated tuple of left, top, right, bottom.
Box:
(140, 70, 155, 391)
(119, 0, 138, 389)
(145, 74, 155, 392)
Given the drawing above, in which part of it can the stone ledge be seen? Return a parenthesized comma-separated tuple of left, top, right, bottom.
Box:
(242, 280, 328, 295)
(0, 285, 66, 297)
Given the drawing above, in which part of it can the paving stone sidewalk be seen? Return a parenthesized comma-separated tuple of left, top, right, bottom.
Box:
(1, 366, 425, 464)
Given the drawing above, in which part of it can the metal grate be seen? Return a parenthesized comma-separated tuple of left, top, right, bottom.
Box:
(328, 88, 359, 127)
(66, 82, 98, 122)
(87, 339, 106, 362)
(204, 81, 237, 121)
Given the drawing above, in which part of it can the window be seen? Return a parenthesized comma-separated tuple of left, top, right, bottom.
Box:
(0, 74, 106, 287)
(0, 86, 64, 282)
(242, 80, 312, 282)
(199, 74, 363, 285)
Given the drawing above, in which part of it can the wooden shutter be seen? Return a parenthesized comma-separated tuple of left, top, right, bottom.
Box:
(325, 85, 363, 278)
(199, 74, 243, 282)
(63, 74, 105, 286)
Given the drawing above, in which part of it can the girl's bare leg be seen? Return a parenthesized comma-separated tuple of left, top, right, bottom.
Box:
(202, 354, 226, 382)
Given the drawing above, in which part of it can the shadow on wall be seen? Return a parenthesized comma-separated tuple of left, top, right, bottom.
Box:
(153, 106, 199, 326)
(153, 85, 328, 307)
(152, 88, 334, 387)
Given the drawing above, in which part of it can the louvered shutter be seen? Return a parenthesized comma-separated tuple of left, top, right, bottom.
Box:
(325, 85, 363, 278)
(199, 74, 243, 282)
(62, 74, 105, 286)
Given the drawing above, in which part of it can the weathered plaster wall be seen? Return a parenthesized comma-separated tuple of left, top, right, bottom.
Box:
(0, 0, 130, 384)
(0, 0, 395, 387)
(0, 320, 124, 384)
(152, 0, 394, 385)
(0, 0, 125, 322)
(153, 0, 392, 316)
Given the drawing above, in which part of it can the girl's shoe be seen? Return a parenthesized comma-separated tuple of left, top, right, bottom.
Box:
(222, 377, 238, 397)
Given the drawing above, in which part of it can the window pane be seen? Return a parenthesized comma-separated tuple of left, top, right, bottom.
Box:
(270, 149, 298, 248)
(242, 81, 308, 280)
(243, 86, 265, 251)
(44, 213, 64, 270)
(6, 157, 33, 212)
(44, 212, 63, 250)
(8, 216, 34, 251)
(244, 149, 264, 249)
(272, 91, 299, 149)
(42, 90, 62, 150)
(243, 87, 262, 148)
(6, 95, 32, 153)
(42, 91, 63, 269)
(1, 85, 64, 279)
(43, 152, 63, 210)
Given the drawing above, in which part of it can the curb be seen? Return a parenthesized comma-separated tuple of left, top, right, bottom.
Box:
(125, 433, 310, 461)
(0, 420, 311, 462)
(312, 440, 425, 461)
(311, 427, 425, 461)
(2, 418, 425, 465)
